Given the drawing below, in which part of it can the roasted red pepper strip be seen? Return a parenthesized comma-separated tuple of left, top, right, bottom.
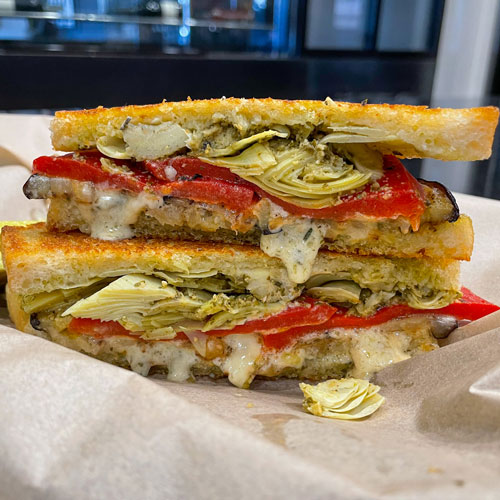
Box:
(32, 152, 155, 193)
(205, 298, 336, 336)
(144, 157, 250, 185)
(33, 153, 424, 225)
(262, 287, 500, 350)
(67, 288, 499, 350)
(33, 152, 256, 211)
(162, 179, 256, 211)
(68, 317, 135, 339)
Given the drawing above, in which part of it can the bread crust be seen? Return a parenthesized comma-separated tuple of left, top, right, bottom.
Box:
(5, 284, 34, 334)
(51, 98, 499, 161)
(1, 223, 460, 299)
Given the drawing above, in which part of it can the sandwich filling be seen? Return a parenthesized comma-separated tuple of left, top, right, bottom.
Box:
(26, 133, 464, 283)
(20, 280, 498, 388)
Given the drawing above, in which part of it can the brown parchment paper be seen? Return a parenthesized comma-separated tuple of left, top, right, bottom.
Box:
(1, 114, 500, 500)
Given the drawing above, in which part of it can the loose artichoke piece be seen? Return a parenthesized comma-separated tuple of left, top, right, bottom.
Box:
(306, 280, 362, 304)
(300, 378, 385, 420)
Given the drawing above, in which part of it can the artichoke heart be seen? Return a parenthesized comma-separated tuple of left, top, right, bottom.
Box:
(306, 280, 362, 304)
(22, 278, 109, 314)
(300, 378, 385, 420)
(201, 142, 372, 209)
(200, 143, 276, 172)
(97, 122, 189, 160)
(404, 289, 461, 310)
(62, 274, 177, 320)
(200, 294, 286, 331)
(319, 125, 399, 144)
(61, 273, 290, 336)
(153, 270, 236, 293)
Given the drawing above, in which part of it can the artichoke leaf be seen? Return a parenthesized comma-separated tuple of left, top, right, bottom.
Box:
(404, 289, 460, 310)
(306, 280, 362, 304)
(203, 127, 290, 157)
(96, 136, 130, 159)
(22, 278, 110, 315)
(62, 274, 177, 320)
(320, 126, 399, 144)
(199, 143, 276, 172)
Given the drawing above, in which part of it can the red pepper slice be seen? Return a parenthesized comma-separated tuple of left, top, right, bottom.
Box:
(66, 288, 499, 351)
(262, 287, 500, 350)
(205, 298, 337, 336)
(33, 153, 424, 225)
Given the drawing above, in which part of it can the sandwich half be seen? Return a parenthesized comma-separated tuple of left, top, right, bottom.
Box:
(23, 98, 499, 283)
(3, 224, 497, 388)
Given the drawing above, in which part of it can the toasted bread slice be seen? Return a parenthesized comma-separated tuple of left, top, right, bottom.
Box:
(2, 223, 460, 313)
(51, 98, 499, 161)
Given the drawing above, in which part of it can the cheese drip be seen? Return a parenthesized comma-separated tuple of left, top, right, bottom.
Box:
(260, 220, 327, 284)
(78, 189, 162, 240)
(218, 334, 262, 389)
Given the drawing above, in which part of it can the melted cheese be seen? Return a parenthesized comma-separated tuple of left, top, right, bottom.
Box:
(41, 312, 437, 388)
(348, 329, 412, 379)
(79, 190, 161, 240)
(123, 342, 198, 381)
(217, 334, 262, 389)
(260, 220, 327, 284)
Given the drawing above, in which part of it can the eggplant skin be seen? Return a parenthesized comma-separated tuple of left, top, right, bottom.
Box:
(23, 174, 49, 200)
(419, 179, 460, 223)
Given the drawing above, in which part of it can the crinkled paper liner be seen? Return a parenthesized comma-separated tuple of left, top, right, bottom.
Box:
(0, 114, 499, 500)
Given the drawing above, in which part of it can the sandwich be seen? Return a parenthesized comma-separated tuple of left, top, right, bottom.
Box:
(3, 98, 499, 388)
(23, 98, 499, 283)
(2, 224, 498, 388)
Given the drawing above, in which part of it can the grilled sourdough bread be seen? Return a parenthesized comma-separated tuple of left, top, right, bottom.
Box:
(51, 98, 499, 161)
(2, 223, 460, 307)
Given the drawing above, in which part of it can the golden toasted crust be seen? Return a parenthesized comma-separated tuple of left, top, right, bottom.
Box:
(51, 98, 499, 161)
(5, 284, 33, 334)
(2, 224, 460, 300)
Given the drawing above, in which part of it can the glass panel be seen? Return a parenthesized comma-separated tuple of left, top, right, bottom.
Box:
(305, 0, 371, 50)
(0, 0, 282, 52)
(376, 0, 434, 52)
